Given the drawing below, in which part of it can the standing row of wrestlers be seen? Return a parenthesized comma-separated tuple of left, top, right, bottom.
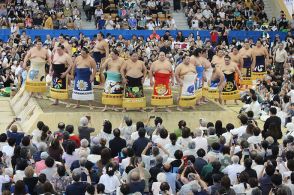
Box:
(23, 33, 269, 111)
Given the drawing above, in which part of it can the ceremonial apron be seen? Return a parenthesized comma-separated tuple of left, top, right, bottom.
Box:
(102, 71, 123, 106)
(207, 79, 220, 99)
(151, 72, 173, 106)
(122, 76, 146, 109)
(72, 68, 94, 101)
(252, 55, 266, 80)
(195, 65, 204, 100)
(93, 51, 106, 84)
(241, 57, 252, 85)
(179, 74, 197, 107)
(222, 72, 240, 100)
(50, 64, 68, 99)
(25, 58, 47, 92)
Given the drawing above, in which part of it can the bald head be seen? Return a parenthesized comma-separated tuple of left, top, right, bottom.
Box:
(130, 171, 140, 181)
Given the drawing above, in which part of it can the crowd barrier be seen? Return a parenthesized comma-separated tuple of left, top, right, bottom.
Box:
(0, 29, 288, 43)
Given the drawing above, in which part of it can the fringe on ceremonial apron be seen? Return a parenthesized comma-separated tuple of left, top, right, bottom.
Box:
(72, 68, 94, 101)
(241, 57, 252, 85)
(50, 64, 68, 99)
(25, 58, 47, 92)
(122, 76, 146, 109)
(222, 72, 240, 100)
(252, 55, 266, 80)
(102, 71, 123, 106)
(151, 72, 173, 106)
(179, 74, 197, 107)
(207, 79, 220, 99)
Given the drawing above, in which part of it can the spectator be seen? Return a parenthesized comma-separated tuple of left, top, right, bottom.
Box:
(109, 128, 126, 157)
(78, 116, 95, 143)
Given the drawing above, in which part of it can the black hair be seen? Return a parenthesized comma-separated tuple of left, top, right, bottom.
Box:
(125, 118, 132, 126)
(136, 121, 144, 131)
(37, 121, 45, 130)
(178, 120, 186, 129)
(138, 128, 146, 138)
(66, 141, 76, 155)
(65, 125, 74, 134)
(106, 163, 115, 176)
(113, 128, 120, 137)
(112, 49, 119, 56)
(103, 120, 112, 134)
(155, 117, 163, 126)
(57, 165, 66, 177)
(239, 114, 249, 125)
(16, 158, 28, 171)
(247, 111, 254, 118)
(244, 158, 253, 169)
(159, 128, 168, 139)
(181, 127, 191, 138)
(271, 173, 283, 186)
(45, 157, 55, 168)
(86, 185, 95, 195)
(38, 173, 47, 183)
(197, 148, 206, 157)
(269, 107, 277, 115)
(226, 123, 235, 131)
(8, 137, 16, 146)
(21, 136, 30, 146)
(174, 150, 183, 159)
(82, 46, 89, 53)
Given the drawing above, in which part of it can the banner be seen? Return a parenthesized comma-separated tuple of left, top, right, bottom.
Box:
(0, 29, 288, 43)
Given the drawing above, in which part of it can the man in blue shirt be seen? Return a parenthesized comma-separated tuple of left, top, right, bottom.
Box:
(6, 118, 24, 146)
(259, 164, 275, 195)
(132, 128, 149, 157)
(65, 169, 88, 195)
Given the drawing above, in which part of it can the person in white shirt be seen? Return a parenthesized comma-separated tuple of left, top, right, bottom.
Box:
(130, 122, 149, 143)
(252, 155, 265, 179)
(222, 123, 234, 146)
(154, 128, 171, 147)
(274, 43, 288, 76)
(99, 163, 121, 194)
(166, 16, 177, 30)
(287, 85, 294, 103)
(193, 129, 208, 153)
(176, 127, 192, 149)
(183, 141, 198, 158)
(248, 127, 262, 146)
(202, 6, 212, 19)
(95, 120, 114, 147)
(146, 20, 155, 30)
(191, 17, 200, 30)
(164, 133, 183, 158)
(105, 16, 115, 30)
(222, 155, 245, 185)
(232, 171, 251, 194)
(31, 121, 45, 145)
(230, 115, 248, 138)
(244, 94, 261, 119)
(2, 137, 15, 157)
(141, 143, 169, 170)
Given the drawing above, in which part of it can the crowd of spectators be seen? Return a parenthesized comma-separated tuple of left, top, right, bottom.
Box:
(0, 1, 294, 194)
(185, 0, 292, 32)
(0, 0, 177, 30)
(1, 105, 294, 194)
